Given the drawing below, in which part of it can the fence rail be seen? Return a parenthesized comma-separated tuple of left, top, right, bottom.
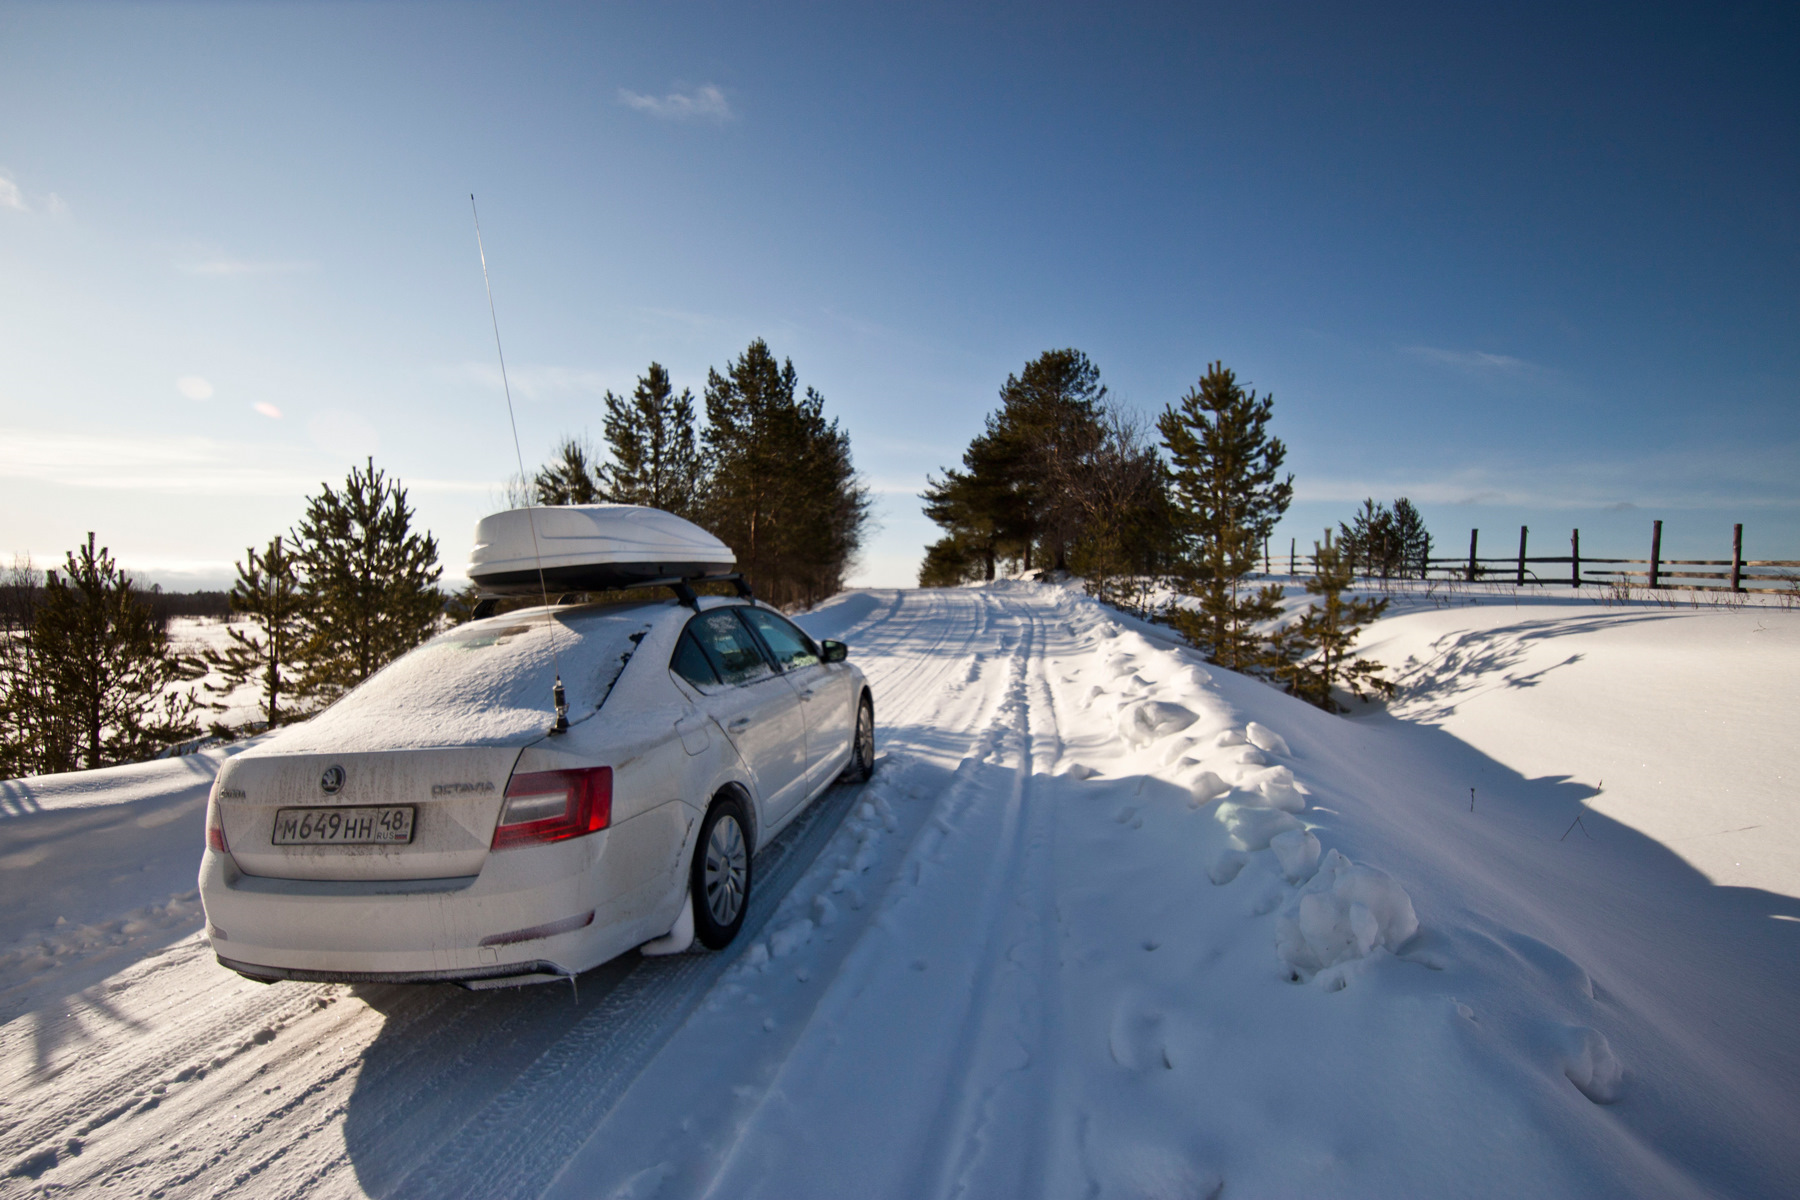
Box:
(1273, 520, 1800, 595)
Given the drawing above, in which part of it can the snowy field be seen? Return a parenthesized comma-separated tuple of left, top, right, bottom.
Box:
(2, 584, 1797, 1197)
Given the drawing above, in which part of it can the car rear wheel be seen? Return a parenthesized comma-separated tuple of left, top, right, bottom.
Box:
(846, 694, 875, 783)
(692, 797, 751, 949)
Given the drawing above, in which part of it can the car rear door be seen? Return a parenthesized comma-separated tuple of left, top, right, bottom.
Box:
(738, 607, 854, 793)
(682, 608, 810, 832)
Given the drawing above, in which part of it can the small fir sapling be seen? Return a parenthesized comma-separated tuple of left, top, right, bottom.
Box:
(1157, 362, 1294, 672)
(203, 535, 305, 731)
(1272, 530, 1396, 712)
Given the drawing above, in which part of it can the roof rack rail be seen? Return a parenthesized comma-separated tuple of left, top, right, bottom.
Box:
(469, 572, 754, 617)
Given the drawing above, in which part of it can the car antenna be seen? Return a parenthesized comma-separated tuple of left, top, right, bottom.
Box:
(471, 194, 567, 735)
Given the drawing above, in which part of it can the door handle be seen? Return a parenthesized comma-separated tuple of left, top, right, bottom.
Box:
(728, 717, 752, 731)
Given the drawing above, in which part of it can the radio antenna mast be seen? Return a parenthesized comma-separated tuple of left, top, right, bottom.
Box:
(471, 194, 568, 734)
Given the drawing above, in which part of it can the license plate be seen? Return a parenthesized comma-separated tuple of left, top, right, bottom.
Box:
(272, 805, 415, 845)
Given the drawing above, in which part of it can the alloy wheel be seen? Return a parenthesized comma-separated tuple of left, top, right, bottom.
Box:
(703, 814, 748, 926)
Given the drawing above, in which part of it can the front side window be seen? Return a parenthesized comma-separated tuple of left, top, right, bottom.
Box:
(739, 608, 821, 670)
(686, 609, 775, 686)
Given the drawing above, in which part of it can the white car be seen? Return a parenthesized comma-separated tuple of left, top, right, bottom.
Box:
(198, 509, 873, 988)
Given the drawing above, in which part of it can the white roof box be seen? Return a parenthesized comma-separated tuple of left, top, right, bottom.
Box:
(468, 504, 736, 596)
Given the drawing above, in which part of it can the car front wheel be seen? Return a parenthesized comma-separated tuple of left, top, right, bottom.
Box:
(692, 796, 751, 949)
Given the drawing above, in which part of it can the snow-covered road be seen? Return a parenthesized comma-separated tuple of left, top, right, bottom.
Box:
(4, 585, 1797, 1198)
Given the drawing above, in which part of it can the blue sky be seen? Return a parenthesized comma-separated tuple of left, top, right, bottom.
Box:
(2, 1, 1795, 589)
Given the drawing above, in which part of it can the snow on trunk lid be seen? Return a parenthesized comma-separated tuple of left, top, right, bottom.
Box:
(215, 746, 522, 880)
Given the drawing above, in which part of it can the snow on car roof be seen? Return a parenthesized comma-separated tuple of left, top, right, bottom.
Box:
(263, 602, 669, 754)
(468, 504, 735, 596)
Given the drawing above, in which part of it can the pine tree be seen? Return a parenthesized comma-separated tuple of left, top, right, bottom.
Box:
(1157, 362, 1294, 671)
(11, 534, 197, 771)
(921, 349, 1115, 578)
(291, 459, 444, 703)
(917, 537, 978, 587)
(534, 437, 605, 505)
(702, 340, 870, 608)
(1340, 499, 1404, 581)
(1392, 497, 1432, 579)
(602, 363, 703, 517)
(1273, 531, 1394, 711)
(0, 556, 47, 777)
(204, 536, 305, 729)
(990, 349, 1108, 572)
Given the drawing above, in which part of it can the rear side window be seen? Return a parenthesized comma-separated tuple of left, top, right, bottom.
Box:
(739, 608, 820, 670)
(687, 609, 775, 686)
(670, 628, 720, 689)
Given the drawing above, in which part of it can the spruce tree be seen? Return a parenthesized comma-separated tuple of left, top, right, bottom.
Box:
(1157, 362, 1293, 671)
(291, 459, 443, 703)
(990, 349, 1108, 571)
(534, 436, 605, 505)
(702, 340, 869, 608)
(16, 534, 197, 771)
(921, 349, 1113, 578)
(1272, 531, 1394, 711)
(204, 536, 305, 728)
(1392, 497, 1432, 579)
(602, 362, 703, 517)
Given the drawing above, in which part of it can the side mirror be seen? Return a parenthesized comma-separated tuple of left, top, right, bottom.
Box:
(821, 639, 848, 663)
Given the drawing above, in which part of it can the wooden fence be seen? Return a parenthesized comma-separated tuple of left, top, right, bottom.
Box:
(1273, 521, 1800, 595)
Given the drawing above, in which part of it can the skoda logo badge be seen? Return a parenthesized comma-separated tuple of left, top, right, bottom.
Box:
(320, 765, 346, 795)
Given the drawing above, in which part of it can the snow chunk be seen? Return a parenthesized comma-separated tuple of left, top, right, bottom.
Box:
(1270, 829, 1322, 883)
(1215, 728, 1247, 748)
(1208, 850, 1249, 885)
(768, 919, 814, 958)
(1186, 770, 1230, 804)
(1118, 700, 1199, 747)
(1558, 1025, 1625, 1104)
(1275, 850, 1419, 982)
(1239, 765, 1305, 812)
(1218, 802, 1303, 850)
(1245, 722, 1291, 756)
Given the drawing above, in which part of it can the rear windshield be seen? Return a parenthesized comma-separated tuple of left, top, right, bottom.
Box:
(266, 604, 662, 753)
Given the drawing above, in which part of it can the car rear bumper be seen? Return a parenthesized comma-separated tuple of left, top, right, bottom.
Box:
(198, 835, 637, 982)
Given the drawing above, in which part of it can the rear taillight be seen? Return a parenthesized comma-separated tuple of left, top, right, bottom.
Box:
(492, 766, 612, 850)
(206, 797, 228, 853)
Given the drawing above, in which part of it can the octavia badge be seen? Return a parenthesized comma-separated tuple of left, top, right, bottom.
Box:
(320, 765, 346, 795)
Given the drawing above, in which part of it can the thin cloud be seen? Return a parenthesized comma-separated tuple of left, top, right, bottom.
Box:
(1295, 440, 1800, 513)
(178, 259, 317, 277)
(0, 174, 27, 212)
(1401, 345, 1533, 373)
(177, 376, 214, 401)
(440, 361, 612, 401)
(253, 402, 283, 419)
(618, 84, 734, 122)
(0, 427, 499, 498)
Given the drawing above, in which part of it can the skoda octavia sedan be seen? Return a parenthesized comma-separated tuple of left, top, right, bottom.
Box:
(199, 594, 873, 988)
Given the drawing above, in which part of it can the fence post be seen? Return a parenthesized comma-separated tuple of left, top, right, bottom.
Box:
(1516, 525, 1528, 586)
(1650, 520, 1663, 588)
(1263, 535, 1270, 576)
(1467, 529, 1479, 582)
(1289, 537, 1296, 577)
(1571, 529, 1580, 588)
(1731, 524, 1743, 592)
